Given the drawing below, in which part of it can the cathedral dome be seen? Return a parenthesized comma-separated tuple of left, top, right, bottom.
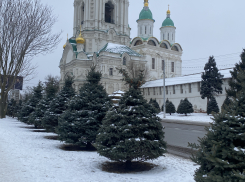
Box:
(138, 7, 154, 21)
(162, 17, 174, 27)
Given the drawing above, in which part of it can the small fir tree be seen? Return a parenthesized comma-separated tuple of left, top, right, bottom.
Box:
(189, 67, 245, 181)
(149, 98, 160, 113)
(166, 99, 176, 115)
(29, 75, 60, 128)
(42, 76, 75, 132)
(226, 49, 245, 99)
(96, 69, 167, 168)
(6, 99, 17, 117)
(177, 98, 193, 116)
(221, 96, 231, 112)
(207, 96, 220, 115)
(161, 99, 170, 112)
(18, 82, 43, 123)
(200, 56, 223, 113)
(57, 66, 111, 148)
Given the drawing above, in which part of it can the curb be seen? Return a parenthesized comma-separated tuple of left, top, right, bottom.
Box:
(161, 119, 211, 127)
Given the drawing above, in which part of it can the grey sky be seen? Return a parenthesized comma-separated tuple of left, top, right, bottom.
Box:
(26, 0, 245, 89)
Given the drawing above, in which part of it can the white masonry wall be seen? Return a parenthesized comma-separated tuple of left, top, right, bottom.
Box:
(141, 78, 230, 112)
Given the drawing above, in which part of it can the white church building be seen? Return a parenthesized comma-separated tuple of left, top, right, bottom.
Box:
(59, 0, 232, 112)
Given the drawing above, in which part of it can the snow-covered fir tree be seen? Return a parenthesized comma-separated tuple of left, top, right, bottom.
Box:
(207, 96, 219, 115)
(96, 69, 167, 168)
(221, 96, 231, 112)
(57, 66, 111, 148)
(189, 67, 245, 181)
(18, 82, 43, 123)
(6, 99, 17, 117)
(42, 76, 75, 132)
(226, 49, 245, 99)
(177, 98, 194, 116)
(29, 75, 60, 128)
(200, 56, 223, 112)
(149, 98, 160, 113)
(166, 99, 176, 115)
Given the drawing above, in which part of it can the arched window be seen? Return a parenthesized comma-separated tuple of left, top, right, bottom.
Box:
(168, 33, 169, 40)
(171, 46, 179, 51)
(134, 40, 143, 46)
(160, 43, 168, 49)
(123, 57, 126, 65)
(105, 1, 114, 24)
(148, 40, 156, 46)
(145, 26, 147, 34)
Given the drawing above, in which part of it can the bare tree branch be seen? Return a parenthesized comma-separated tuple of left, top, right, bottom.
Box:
(0, 0, 61, 118)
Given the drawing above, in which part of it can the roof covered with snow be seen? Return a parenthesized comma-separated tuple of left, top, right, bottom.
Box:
(141, 68, 232, 88)
(98, 43, 142, 57)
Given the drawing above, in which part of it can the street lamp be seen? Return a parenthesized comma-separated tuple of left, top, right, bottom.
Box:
(163, 60, 166, 118)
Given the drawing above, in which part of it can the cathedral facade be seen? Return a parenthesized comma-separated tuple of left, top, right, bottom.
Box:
(59, 0, 183, 94)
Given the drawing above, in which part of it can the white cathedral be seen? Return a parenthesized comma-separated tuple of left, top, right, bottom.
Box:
(60, 0, 183, 94)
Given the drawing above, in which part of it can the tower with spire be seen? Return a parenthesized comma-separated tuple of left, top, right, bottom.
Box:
(160, 5, 176, 44)
(137, 0, 155, 39)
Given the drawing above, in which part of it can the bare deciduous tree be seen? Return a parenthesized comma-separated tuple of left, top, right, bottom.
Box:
(126, 61, 150, 82)
(0, 0, 61, 118)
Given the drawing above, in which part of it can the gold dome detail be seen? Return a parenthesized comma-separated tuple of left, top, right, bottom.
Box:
(76, 26, 85, 44)
(144, 0, 148, 7)
(167, 5, 170, 14)
(63, 34, 68, 49)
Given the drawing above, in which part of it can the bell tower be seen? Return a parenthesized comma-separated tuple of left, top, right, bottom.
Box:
(73, 0, 131, 53)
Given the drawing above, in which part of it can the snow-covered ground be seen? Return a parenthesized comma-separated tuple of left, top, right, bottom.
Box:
(157, 112, 214, 123)
(0, 117, 198, 182)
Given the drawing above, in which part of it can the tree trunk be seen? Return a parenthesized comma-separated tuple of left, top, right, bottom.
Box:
(86, 142, 92, 149)
(0, 90, 7, 119)
(206, 98, 209, 115)
(125, 160, 132, 170)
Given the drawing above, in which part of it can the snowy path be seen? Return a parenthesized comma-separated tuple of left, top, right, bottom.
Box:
(0, 117, 198, 182)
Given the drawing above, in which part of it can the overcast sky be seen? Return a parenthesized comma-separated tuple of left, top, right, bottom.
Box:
(26, 0, 245, 89)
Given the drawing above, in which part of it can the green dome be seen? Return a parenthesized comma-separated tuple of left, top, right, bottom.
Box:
(162, 17, 174, 27)
(138, 7, 154, 21)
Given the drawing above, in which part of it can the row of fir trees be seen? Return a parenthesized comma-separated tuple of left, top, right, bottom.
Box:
(8, 66, 167, 169)
(189, 49, 245, 181)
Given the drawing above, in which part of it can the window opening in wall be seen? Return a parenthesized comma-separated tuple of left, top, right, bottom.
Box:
(148, 40, 156, 46)
(189, 83, 192, 93)
(145, 26, 147, 34)
(166, 87, 168, 94)
(180, 84, 183, 94)
(162, 60, 165, 70)
(105, 1, 114, 24)
(172, 34, 173, 40)
(168, 33, 169, 40)
(140, 27, 142, 34)
(123, 57, 126, 65)
(152, 58, 155, 69)
(109, 68, 113, 76)
(198, 82, 200, 92)
(153, 88, 155, 95)
(163, 34, 164, 40)
(173, 85, 175, 94)
(150, 27, 151, 34)
(134, 40, 143, 46)
(159, 87, 162, 95)
(148, 88, 150, 95)
(171, 62, 174, 72)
